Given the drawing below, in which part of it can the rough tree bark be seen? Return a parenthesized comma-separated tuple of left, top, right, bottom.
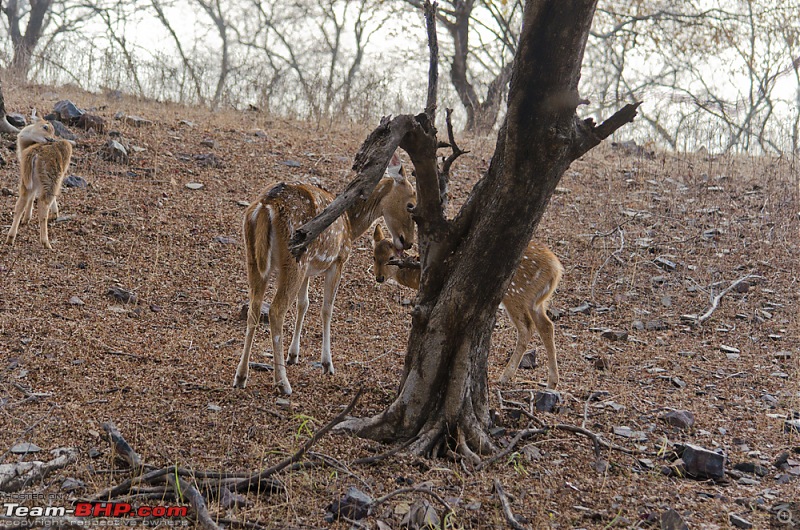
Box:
(0, 79, 20, 133)
(292, 0, 639, 458)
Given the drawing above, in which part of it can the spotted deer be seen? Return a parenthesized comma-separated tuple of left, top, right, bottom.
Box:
(372, 225, 564, 388)
(6, 116, 73, 249)
(234, 155, 416, 395)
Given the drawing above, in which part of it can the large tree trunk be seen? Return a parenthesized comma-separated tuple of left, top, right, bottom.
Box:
(3, 0, 52, 79)
(0, 79, 20, 133)
(338, 0, 639, 457)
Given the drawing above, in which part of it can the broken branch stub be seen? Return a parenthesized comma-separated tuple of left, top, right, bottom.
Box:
(289, 115, 416, 258)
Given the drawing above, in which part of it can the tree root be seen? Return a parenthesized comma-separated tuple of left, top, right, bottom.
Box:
(493, 479, 529, 530)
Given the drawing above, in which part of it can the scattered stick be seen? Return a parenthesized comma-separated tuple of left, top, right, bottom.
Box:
(372, 485, 454, 516)
(684, 273, 759, 326)
(493, 479, 529, 530)
(167, 474, 221, 530)
(102, 422, 144, 472)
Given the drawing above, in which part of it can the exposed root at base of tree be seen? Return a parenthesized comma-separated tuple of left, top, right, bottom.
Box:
(493, 479, 530, 530)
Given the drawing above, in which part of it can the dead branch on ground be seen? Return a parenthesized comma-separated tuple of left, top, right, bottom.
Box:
(682, 273, 760, 326)
(493, 479, 529, 530)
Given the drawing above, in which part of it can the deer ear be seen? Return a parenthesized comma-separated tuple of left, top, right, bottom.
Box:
(387, 152, 405, 182)
(373, 224, 385, 244)
(30, 108, 40, 123)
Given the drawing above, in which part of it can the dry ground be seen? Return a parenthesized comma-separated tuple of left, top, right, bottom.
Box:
(1, 84, 799, 529)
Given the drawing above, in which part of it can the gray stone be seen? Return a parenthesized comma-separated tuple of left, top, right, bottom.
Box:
(102, 140, 128, 164)
(569, 302, 591, 314)
(326, 486, 373, 521)
(63, 175, 88, 188)
(281, 160, 301, 167)
(62, 478, 85, 492)
(729, 514, 753, 529)
(720, 344, 740, 354)
(533, 390, 561, 412)
(654, 257, 677, 271)
(68, 296, 85, 306)
(517, 350, 536, 369)
(214, 235, 237, 245)
(239, 302, 269, 323)
(647, 319, 669, 331)
(613, 426, 647, 441)
(185, 182, 204, 190)
(662, 410, 695, 430)
(47, 119, 76, 141)
(124, 115, 153, 127)
(660, 508, 688, 530)
(10, 442, 42, 454)
(107, 285, 137, 304)
(200, 138, 217, 148)
(632, 320, 645, 331)
(734, 462, 769, 477)
(53, 100, 84, 123)
(601, 329, 628, 341)
(681, 443, 725, 480)
(784, 419, 800, 434)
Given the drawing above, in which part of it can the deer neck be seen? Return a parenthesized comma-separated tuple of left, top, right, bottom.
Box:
(345, 178, 392, 240)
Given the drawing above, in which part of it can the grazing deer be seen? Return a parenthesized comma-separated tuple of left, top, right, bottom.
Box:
(234, 155, 416, 395)
(6, 117, 73, 249)
(372, 225, 564, 389)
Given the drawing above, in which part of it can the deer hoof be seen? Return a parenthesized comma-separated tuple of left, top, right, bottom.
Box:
(232, 375, 247, 388)
(275, 380, 292, 396)
(322, 363, 334, 375)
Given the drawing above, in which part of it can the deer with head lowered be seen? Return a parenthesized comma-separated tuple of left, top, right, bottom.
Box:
(234, 154, 416, 395)
(372, 224, 564, 388)
(6, 114, 73, 249)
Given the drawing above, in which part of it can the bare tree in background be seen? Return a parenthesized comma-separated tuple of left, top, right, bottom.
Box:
(405, 0, 522, 133)
(2, 0, 54, 78)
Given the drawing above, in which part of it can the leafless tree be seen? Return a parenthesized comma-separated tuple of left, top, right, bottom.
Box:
(2, 0, 54, 78)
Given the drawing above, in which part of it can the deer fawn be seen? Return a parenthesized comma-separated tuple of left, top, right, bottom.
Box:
(372, 225, 564, 388)
(6, 117, 73, 249)
(234, 155, 416, 395)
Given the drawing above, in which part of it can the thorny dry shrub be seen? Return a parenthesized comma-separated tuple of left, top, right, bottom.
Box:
(0, 84, 799, 529)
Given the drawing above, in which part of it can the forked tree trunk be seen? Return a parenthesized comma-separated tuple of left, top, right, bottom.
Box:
(337, 0, 640, 457)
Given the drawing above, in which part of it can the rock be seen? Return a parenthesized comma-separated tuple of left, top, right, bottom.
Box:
(661, 295, 672, 307)
(651, 275, 667, 286)
(185, 182, 204, 190)
(281, 160, 301, 167)
(681, 443, 725, 480)
(200, 138, 217, 148)
(207, 403, 221, 412)
(124, 115, 153, 127)
(601, 329, 628, 341)
(517, 350, 536, 369)
(239, 302, 269, 323)
(646, 319, 668, 331)
(53, 100, 84, 123)
(76, 114, 106, 133)
(325, 486, 373, 521)
(102, 139, 129, 164)
(734, 462, 769, 477)
(63, 175, 88, 188)
(1, 187, 14, 196)
(594, 357, 611, 370)
(662, 410, 695, 430)
(88, 448, 101, 459)
(107, 286, 137, 304)
(654, 257, 677, 271)
(249, 362, 273, 372)
(194, 153, 221, 167)
(6, 113, 26, 128)
(62, 478, 85, 492)
(532, 390, 561, 412)
(400, 500, 440, 530)
(660, 508, 689, 530)
(729, 514, 753, 529)
(632, 320, 645, 331)
(68, 296, 85, 306)
(10, 442, 42, 454)
(785, 419, 800, 434)
(237, 200, 250, 207)
(733, 281, 751, 293)
(569, 302, 591, 314)
(179, 120, 195, 127)
(613, 426, 647, 441)
(213, 235, 237, 245)
(47, 119, 76, 141)
(720, 344, 740, 354)
(671, 377, 687, 389)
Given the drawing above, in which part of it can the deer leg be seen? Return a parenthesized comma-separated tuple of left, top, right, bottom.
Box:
(269, 271, 304, 395)
(499, 308, 533, 384)
(320, 261, 343, 375)
(532, 306, 558, 389)
(38, 197, 55, 249)
(6, 192, 33, 245)
(233, 272, 268, 389)
(287, 276, 310, 365)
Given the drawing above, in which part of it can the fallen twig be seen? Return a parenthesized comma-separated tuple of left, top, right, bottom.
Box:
(167, 474, 221, 530)
(372, 485, 454, 516)
(102, 421, 144, 472)
(683, 273, 760, 326)
(493, 479, 529, 530)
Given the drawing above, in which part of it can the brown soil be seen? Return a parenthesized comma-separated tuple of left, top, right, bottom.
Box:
(1, 84, 798, 529)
